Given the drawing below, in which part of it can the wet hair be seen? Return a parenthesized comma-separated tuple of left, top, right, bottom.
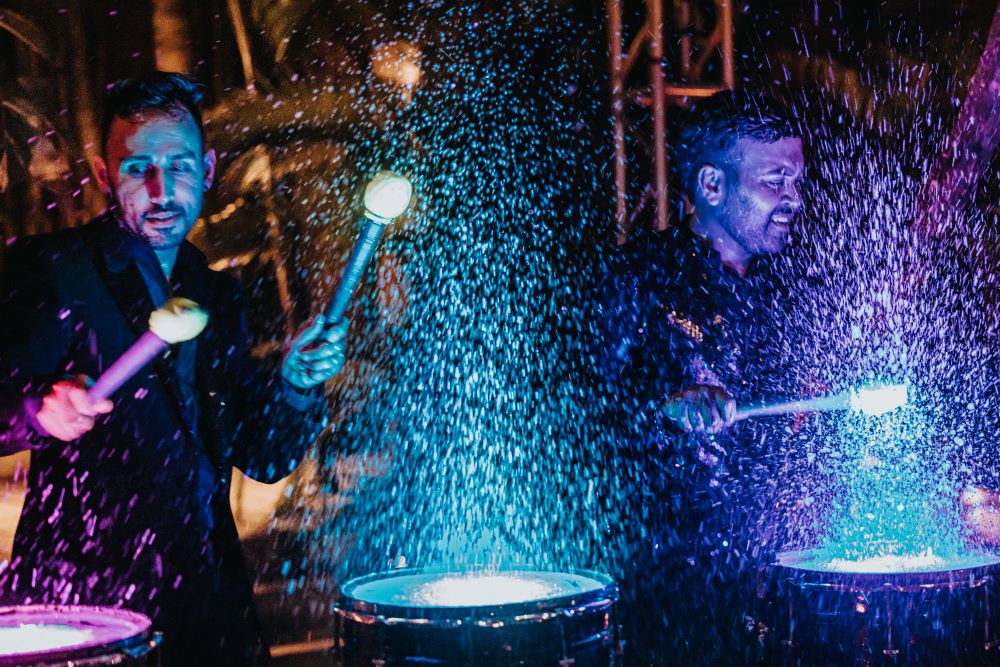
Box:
(673, 90, 798, 199)
(100, 71, 205, 152)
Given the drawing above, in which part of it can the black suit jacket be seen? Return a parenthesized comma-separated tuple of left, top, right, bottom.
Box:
(0, 216, 324, 665)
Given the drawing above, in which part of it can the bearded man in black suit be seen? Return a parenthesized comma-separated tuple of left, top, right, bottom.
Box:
(0, 72, 347, 665)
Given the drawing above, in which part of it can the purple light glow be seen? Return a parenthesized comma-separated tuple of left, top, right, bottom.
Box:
(0, 606, 150, 658)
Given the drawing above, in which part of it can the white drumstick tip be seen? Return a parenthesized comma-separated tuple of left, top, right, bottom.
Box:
(849, 382, 909, 417)
(148, 297, 209, 344)
(363, 171, 412, 223)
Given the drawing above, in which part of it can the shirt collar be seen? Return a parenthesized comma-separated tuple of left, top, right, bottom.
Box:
(94, 212, 206, 279)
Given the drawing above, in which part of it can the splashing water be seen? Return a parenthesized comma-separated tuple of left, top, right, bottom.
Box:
(269, 1, 1000, 606)
(818, 387, 969, 563)
(294, 2, 626, 588)
(769, 80, 999, 569)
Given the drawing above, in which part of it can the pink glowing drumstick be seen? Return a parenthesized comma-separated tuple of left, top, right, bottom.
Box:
(86, 298, 209, 401)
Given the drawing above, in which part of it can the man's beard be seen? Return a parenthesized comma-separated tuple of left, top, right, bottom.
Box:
(110, 198, 188, 250)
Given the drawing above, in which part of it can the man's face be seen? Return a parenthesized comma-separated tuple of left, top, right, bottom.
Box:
(717, 136, 804, 256)
(97, 108, 215, 251)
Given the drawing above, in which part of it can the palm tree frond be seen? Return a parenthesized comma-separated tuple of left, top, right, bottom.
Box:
(0, 8, 56, 63)
(248, 0, 312, 64)
(1, 96, 49, 132)
(0, 151, 9, 192)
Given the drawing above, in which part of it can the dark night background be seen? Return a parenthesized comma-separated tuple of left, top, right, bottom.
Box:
(1, 0, 998, 662)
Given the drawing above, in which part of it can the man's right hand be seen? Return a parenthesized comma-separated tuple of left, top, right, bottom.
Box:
(661, 384, 736, 434)
(35, 376, 113, 441)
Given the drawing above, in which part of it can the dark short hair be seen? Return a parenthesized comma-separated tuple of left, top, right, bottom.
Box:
(101, 72, 205, 152)
(673, 90, 798, 198)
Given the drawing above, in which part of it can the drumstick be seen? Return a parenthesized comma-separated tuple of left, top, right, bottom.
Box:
(87, 298, 208, 401)
(737, 382, 908, 421)
(323, 171, 412, 331)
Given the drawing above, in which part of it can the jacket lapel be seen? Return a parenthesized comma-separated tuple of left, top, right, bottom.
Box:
(88, 219, 158, 340)
(170, 243, 212, 312)
(86, 220, 201, 449)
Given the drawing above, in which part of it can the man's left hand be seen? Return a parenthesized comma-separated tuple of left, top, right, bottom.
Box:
(282, 315, 348, 390)
(661, 384, 736, 434)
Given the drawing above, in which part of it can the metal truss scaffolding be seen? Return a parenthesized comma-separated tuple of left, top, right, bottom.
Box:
(606, 0, 735, 244)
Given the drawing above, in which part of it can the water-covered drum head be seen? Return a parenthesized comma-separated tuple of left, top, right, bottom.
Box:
(772, 548, 1000, 592)
(778, 548, 1000, 574)
(340, 567, 615, 620)
(350, 569, 606, 607)
(336, 569, 620, 663)
(0, 605, 151, 664)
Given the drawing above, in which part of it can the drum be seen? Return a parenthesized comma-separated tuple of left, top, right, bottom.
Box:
(334, 567, 620, 666)
(0, 605, 160, 666)
(756, 549, 1000, 666)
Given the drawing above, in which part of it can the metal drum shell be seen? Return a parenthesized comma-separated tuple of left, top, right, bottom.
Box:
(755, 550, 1000, 667)
(0, 604, 161, 667)
(334, 567, 620, 667)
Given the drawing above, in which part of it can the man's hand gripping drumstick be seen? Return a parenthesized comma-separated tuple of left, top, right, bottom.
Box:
(661, 384, 737, 435)
(278, 172, 411, 391)
(36, 298, 209, 441)
(36, 377, 114, 442)
(281, 316, 348, 390)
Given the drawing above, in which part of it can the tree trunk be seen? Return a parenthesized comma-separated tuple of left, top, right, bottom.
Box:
(63, 0, 104, 220)
(152, 0, 195, 74)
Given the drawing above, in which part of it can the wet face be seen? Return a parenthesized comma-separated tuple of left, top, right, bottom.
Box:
(718, 136, 804, 256)
(97, 108, 215, 251)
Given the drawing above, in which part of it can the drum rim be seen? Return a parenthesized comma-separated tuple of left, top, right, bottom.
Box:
(336, 566, 617, 621)
(0, 604, 154, 664)
(772, 548, 1000, 589)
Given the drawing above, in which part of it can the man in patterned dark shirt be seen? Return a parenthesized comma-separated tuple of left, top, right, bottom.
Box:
(602, 91, 805, 666)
